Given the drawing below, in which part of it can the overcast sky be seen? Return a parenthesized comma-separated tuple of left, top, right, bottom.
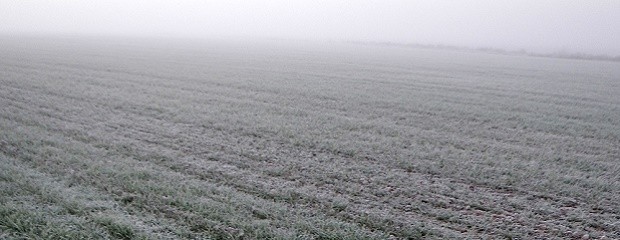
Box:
(2, 0, 619, 55)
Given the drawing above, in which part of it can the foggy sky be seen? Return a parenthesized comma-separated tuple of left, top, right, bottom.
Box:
(2, 0, 619, 55)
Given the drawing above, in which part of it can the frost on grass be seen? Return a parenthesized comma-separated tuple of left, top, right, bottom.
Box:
(0, 37, 619, 239)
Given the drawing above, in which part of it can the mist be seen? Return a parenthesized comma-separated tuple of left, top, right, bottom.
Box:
(2, 0, 619, 55)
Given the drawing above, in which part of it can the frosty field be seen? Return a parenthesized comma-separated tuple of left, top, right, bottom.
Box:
(1, 36, 619, 239)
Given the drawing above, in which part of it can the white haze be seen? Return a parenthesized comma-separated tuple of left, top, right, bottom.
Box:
(1, 0, 619, 55)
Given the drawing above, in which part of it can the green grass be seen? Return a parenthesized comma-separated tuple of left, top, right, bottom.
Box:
(0, 36, 618, 239)
(0, 206, 95, 240)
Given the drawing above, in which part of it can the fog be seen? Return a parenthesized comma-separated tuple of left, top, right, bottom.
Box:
(2, 0, 619, 55)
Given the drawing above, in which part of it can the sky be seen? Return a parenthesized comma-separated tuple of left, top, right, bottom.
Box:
(1, 0, 619, 55)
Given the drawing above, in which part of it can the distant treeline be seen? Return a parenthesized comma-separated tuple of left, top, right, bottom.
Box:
(348, 41, 620, 62)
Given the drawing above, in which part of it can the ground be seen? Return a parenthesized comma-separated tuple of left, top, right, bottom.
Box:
(0, 36, 619, 239)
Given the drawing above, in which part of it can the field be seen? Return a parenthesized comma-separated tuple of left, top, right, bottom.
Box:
(1, 36, 619, 239)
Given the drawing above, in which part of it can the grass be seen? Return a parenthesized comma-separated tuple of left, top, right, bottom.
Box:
(0, 206, 96, 240)
(0, 36, 619, 239)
